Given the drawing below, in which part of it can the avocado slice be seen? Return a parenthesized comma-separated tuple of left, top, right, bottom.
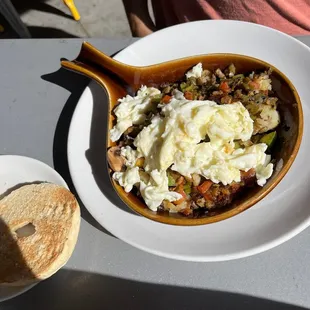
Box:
(259, 131, 277, 151)
(168, 173, 176, 186)
(183, 182, 192, 195)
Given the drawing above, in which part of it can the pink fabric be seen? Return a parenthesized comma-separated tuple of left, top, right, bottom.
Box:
(152, 0, 310, 35)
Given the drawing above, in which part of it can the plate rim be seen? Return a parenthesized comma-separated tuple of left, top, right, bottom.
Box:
(115, 20, 310, 64)
(67, 20, 310, 262)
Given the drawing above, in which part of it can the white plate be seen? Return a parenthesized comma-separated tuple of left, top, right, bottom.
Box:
(0, 155, 67, 302)
(67, 20, 310, 262)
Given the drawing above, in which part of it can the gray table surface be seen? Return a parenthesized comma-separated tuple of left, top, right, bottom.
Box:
(1, 37, 310, 310)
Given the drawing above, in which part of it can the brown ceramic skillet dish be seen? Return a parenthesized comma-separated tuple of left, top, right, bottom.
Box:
(61, 42, 303, 226)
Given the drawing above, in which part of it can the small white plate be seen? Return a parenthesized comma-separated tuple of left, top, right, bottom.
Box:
(67, 20, 310, 261)
(0, 155, 67, 302)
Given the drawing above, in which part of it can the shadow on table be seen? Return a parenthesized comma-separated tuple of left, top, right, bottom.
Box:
(85, 81, 137, 216)
(41, 68, 110, 235)
(2, 268, 307, 310)
(41, 66, 136, 236)
(26, 26, 78, 38)
(0, 218, 36, 300)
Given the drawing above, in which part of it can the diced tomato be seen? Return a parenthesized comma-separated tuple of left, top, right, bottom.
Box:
(184, 91, 193, 100)
(219, 81, 231, 93)
(162, 95, 172, 104)
(173, 184, 187, 205)
(197, 180, 213, 194)
(173, 190, 187, 205)
(173, 197, 185, 205)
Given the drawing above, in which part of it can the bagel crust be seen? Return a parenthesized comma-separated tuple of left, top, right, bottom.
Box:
(0, 183, 80, 286)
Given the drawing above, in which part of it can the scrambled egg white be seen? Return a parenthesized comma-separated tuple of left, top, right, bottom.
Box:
(110, 86, 160, 142)
(110, 82, 274, 211)
(139, 170, 182, 211)
(185, 63, 203, 79)
(113, 167, 140, 193)
(171, 142, 273, 186)
(157, 94, 254, 170)
(120, 146, 138, 168)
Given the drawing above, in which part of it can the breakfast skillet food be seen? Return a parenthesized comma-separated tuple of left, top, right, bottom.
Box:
(107, 63, 280, 217)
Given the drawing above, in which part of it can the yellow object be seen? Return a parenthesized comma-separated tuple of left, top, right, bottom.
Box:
(63, 0, 81, 21)
(0, 24, 4, 33)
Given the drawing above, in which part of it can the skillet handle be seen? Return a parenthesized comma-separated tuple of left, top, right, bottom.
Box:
(61, 41, 138, 86)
